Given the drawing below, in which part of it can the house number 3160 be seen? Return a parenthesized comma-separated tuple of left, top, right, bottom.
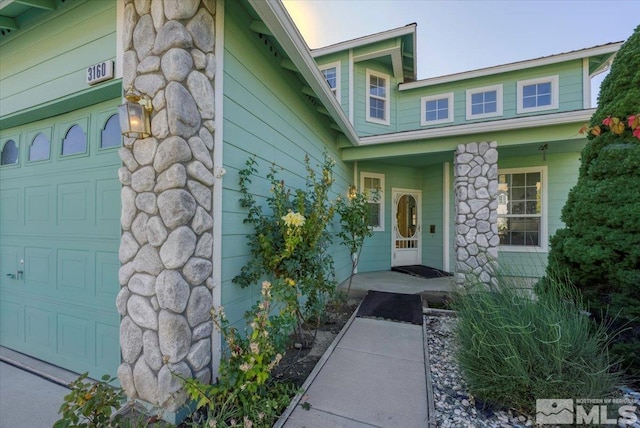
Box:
(86, 60, 114, 85)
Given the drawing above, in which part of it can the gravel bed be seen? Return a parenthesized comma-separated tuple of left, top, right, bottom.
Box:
(424, 315, 640, 428)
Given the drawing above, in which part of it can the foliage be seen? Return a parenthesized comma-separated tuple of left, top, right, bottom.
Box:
(54, 373, 125, 428)
(452, 274, 622, 414)
(547, 24, 640, 379)
(234, 153, 337, 341)
(335, 189, 376, 294)
(178, 281, 297, 428)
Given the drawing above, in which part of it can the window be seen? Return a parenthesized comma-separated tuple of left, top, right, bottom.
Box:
(1, 139, 18, 165)
(497, 167, 547, 251)
(320, 61, 340, 100)
(421, 93, 454, 125)
(360, 172, 384, 231)
(61, 125, 87, 156)
(101, 114, 122, 148)
(366, 69, 390, 125)
(517, 75, 559, 114)
(29, 133, 50, 161)
(466, 84, 503, 120)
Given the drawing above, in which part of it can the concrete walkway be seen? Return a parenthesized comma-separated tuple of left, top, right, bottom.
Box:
(278, 316, 430, 427)
(0, 357, 71, 428)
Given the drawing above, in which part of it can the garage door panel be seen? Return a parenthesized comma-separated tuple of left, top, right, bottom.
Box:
(96, 178, 121, 233)
(0, 299, 23, 346)
(25, 305, 55, 350)
(0, 188, 22, 228)
(24, 246, 53, 288)
(58, 313, 93, 364)
(25, 185, 52, 225)
(96, 250, 119, 300)
(0, 100, 121, 379)
(96, 322, 120, 374)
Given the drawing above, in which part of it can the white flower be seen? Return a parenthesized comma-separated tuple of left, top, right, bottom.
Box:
(281, 211, 305, 227)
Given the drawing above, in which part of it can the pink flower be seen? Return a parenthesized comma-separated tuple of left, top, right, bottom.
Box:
(633, 127, 640, 140)
(602, 116, 613, 127)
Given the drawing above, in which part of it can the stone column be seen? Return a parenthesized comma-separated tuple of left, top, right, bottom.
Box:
(116, 0, 216, 416)
(454, 142, 499, 287)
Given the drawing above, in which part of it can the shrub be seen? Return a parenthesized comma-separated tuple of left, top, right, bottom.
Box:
(179, 281, 297, 427)
(546, 24, 640, 380)
(54, 373, 125, 428)
(452, 274, 621, 414)
(234, 154, 337, 342)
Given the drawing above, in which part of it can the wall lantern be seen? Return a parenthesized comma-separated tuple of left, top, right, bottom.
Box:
(118, 90, 152, 139)
(347, 185, 357, 200)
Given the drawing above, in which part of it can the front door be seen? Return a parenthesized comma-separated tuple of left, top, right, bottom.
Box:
(392, 188, 422, 266)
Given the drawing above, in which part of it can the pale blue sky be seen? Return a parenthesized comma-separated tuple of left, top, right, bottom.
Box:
(283, 0, 639, 103)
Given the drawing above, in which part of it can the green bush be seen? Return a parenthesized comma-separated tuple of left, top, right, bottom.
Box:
(452, 275, 621, 414)
(546, 24, 640, 382)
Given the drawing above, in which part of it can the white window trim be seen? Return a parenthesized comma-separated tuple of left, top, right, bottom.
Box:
(360, 171, 385, 232)
(319, 61, 341, 102)
(365, 69, 390, 125)
(498, 166, 548, 253)
(466, 84, 503, 120)
(516, 75, 559, 114)
(421, 92, 454, 126)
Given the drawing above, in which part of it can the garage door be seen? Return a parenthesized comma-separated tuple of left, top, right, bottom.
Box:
(0, 99, 122, 379)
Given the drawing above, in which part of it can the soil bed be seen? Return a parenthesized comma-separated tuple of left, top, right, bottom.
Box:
(271, 297, 362, 388)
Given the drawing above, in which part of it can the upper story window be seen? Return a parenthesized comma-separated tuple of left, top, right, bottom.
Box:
(497, 167, 547, 251)
(320, 61, 340, 100)
(517, 75, 559, 114)
(421, 93, 454, 126)
(366, 69, 390, 125)
(29, 133, 50, 161)
(361, 172, 385, 231)
(1, 139, 18, 165)
(466, 84, 503, 120)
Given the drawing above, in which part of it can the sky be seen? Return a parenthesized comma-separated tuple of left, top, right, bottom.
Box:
(282, 0, 639, 103)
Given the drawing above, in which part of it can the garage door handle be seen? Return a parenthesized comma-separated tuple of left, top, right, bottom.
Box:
(6, 273, 16, 279)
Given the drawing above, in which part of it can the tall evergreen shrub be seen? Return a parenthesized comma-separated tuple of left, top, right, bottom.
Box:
(546, 25, 640, 378)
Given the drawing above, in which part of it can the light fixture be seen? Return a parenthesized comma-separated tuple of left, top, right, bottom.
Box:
(347, 185, 357, 200)
(119, 89, 152, 139)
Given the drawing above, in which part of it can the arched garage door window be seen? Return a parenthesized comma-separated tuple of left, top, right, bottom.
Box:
(101, 114, 122, 149)
(29, 133, 50, 161)
(1, 139, 18, 165)
(61, 124, 87, 156)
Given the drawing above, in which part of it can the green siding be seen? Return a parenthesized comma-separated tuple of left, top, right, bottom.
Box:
(396, 60, 585, 132)
(0, 99, 121, 379)
(0, 0, 117, 119)
(221, 1, 353, 327)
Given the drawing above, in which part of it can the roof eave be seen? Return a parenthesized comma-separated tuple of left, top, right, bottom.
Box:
(399, 42, 623, 91)
(247, 0, 359, 146)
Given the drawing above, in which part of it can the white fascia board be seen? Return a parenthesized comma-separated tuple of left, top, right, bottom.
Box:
(359, 109, 596, 146)
(248, 0, 359, 145)
(353, 46, 404, 79)
(399, 43, 623, 91)
(311, 24, 416, 58)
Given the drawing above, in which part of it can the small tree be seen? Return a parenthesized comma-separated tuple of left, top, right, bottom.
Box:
(546, 24, 640, 379)
(234, 153, 336, 345)
(336, 189, 375, 295)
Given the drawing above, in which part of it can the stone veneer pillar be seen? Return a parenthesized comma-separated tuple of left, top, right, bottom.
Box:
(454, 142, 500, 287)
(116, 0, 216, 415)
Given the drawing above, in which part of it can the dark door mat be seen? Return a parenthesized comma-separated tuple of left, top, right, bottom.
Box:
(391, 265, 452, 279)
(356, 291, 423, 325)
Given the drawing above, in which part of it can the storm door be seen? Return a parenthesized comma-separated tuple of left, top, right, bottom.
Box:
(391, 188, 422, 266)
